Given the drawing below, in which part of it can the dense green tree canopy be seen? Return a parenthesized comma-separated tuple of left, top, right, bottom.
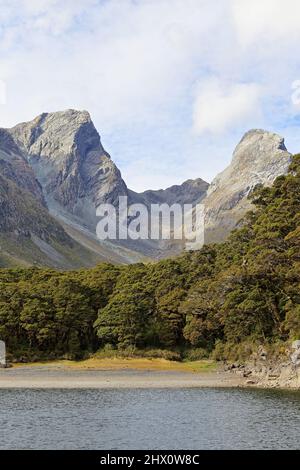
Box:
(0, 155, 300, 360)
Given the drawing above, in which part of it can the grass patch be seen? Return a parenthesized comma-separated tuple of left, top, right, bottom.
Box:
(12, 357, 217, 373)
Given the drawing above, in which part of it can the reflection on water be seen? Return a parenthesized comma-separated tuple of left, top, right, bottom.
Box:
(0, 388, 300, 449)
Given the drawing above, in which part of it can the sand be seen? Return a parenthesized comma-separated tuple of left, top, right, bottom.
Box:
(0, 360, 244, 389)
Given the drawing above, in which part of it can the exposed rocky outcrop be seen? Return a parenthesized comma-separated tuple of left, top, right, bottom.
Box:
(127, 179, 209, 257)
(0, 128, 79, 267)
(7, 110, 209, 260)
(10, 110, 128, 229)
(1, 111, 295, 266)
(226, 342, 300, 389)
(0, 129, 45, 205)
(130, 178, 208, 207)
(204, 130, 292, 244)
(0, 115, 142, 268)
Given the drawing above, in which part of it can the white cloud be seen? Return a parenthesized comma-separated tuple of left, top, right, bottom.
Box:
(0, 0, 96, 34)
(231, 0, 300, 46)
(0, 0, 217, 128)
(193, 80, 262, 135)
(0, 0, 300, 190)
(0, 79, 6, 105)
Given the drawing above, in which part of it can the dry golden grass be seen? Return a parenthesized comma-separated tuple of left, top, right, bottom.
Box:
(13, 357, 216, 373)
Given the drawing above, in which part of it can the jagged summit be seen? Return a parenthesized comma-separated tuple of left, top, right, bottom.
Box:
(134, 178, 209, 206)
(9, 109, 127, 224)
(232, 129, 288, 164)
(0, 110, 145, 267)
(10, 109, 104, 163)
(0, 111, 294, 266)
(203, 129, 292, 243)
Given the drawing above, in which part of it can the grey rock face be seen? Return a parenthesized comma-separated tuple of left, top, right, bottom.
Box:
(125, 179, 209, 258)
(8, 110, 209, 259)
(0, 115, 141, 267)
(10, 110, 128, 230)
(203, 129, 292, 244)
(0, 129, 45, 205)
(291, 341, 300, 366)
(0, 340, 5, 367)
(131, 178, 209, 207)
(2, 111, 293, 263)
(0, 127, 68, 239)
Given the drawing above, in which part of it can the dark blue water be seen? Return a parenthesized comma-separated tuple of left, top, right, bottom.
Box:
(0, 388, 299, 449)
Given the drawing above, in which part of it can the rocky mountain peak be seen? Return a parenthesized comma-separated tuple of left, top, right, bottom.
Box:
(1, 110, 294, 265)
(232, 128, 288, 165)
(0, 108, 211, 265)
(8, 110, 127, 225)
(204, 129, 292, 243)
(10, 109, 101, 160)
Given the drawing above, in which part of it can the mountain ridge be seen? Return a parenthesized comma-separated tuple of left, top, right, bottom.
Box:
(0, 109, 294, 267)
(203, 128, 292, 243)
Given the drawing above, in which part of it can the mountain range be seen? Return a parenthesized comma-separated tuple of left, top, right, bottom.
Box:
(0, 109, 292, 268)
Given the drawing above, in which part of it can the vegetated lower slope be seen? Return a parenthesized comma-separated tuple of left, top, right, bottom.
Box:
(0, 155, 299, 361)
(0, 172, 105, 269)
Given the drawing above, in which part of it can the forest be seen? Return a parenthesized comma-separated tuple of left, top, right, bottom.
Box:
(0, 155, 300, 362)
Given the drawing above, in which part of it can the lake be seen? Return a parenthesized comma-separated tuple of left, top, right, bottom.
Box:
(0, 388, 299, 449)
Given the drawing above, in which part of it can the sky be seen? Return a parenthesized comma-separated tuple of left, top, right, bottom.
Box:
(1, 0, 300, 191)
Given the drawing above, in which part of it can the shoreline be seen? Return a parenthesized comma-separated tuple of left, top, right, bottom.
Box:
(0, 358, 299, 390)
(0, 359, 245, 389)
(0, 369, 244, 389)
